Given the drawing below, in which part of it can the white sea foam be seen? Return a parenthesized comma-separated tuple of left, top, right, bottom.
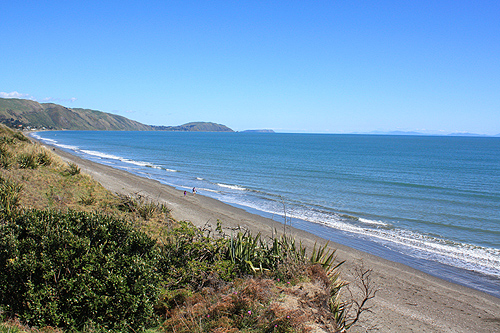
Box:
(38, 137, 58, 145)
(359, 218, 389, 226)
(217, 183, 247, 191)
(317, 218, 500, 277)
(56, 143, 80, 150)
(79, 150, 165, 169)
(196, 177, 204, 180)
(81, 150, 122, 160)
(165, 168, 178, 172)
(30, 133, 46, 141)
(197, 187, 220, 194)
(388, 229, 500, 269)
(122, 159, 155, 168)
(218, 196, 500, 277)
(119, 159, 163, 170)
(29, 133, 81, 151)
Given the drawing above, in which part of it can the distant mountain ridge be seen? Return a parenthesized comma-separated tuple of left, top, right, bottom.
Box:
(241, 129, 275, 133)
(359, 130, 494, 137)
(0, 97, 233, 132)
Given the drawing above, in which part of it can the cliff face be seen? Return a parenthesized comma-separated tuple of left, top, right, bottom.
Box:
(0, 98, 152, 131)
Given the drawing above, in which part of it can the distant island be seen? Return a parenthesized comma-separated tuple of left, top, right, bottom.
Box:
(241, 129, 275, 133)
(0, 97, 234, 132)
(357, 130, 495, 137)
(151, 122, 233, 132)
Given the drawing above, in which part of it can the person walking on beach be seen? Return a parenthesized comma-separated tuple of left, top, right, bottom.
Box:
(184, 190, 187, 196)
(192, 187, 196, 195)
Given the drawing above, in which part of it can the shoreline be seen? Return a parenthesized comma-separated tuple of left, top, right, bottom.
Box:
(233, 203, 500, 298)
(45, 143, 500, 332)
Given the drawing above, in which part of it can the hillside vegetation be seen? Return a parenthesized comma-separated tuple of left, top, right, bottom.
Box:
(0, 98, 234, 132)
(0, 125, 374, 332)
(0, 98, 151, 131)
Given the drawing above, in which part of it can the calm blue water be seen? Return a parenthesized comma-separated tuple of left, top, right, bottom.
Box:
(32, 131, 500, 297)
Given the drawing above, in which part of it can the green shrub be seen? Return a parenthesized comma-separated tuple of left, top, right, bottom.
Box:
(0, 209, 162, 331)
(65, 163, 80, 175)
(158, 221, 236, 289)
(0, 136, 15, 145)
(36, 151, 52, 166)
(157, 222, 312, 290)
(17, 153, 38, 169)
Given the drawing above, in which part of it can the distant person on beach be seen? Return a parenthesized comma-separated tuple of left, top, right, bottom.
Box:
(192, 187, 196, 195)
(184, 190, 187, 196)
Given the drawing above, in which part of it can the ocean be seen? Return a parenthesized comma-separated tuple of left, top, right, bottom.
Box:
(31, 131, 500, 297)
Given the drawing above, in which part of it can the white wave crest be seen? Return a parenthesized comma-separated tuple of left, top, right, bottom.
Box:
(359, 218, 389, 226)
(216, 197, 500, 278)
(81, 150, 122, 160)
(29, 133, 80, 151)
(217, 183, 247, 191)
(37, 137, 58, 145)
(56, 143, 80, 150)
(197, 187, 220, 193)
(319, 219, 500, 277)
(79, 151, 163, 169)
(122, 158, 154, 167)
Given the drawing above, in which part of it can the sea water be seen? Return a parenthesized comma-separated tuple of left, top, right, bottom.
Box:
(32, 131, 500, 297)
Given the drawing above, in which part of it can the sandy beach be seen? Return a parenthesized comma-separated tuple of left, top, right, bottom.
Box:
(50, 146, 500, 332)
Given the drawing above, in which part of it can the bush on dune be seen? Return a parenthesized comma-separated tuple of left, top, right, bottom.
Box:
(0, 209, 162, 331)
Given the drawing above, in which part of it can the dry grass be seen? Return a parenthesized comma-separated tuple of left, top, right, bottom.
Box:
(0, 318, 63, 333)
(159, 278, 313, 333)
(0, 126, 173, 227)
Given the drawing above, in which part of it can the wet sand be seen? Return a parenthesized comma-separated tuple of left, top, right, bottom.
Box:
(51, 146, 500, 332)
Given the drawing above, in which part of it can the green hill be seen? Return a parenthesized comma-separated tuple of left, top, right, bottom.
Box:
(0, 98, 152, 131)
(0, 98, 234, 132)
(151, 122, 234, 132)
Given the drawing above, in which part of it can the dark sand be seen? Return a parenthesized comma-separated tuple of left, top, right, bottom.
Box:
(51, 146, 500, 332)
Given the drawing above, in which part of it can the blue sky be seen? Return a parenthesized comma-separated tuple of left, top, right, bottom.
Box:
(1, 1, 499, 134)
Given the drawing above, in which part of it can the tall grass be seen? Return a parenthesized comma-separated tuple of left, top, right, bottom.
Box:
(0, 176, 22, 216)
(13, 145, 54, 170)
(12, 132, 30, 142)
(0, 145, 11, 169)
(17, 153, 38, 169)
(117, 193, 170, 220)
(36, 150, 52, 166)
(64, 162, 80, 175)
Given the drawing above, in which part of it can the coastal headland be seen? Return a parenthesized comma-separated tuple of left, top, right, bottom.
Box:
(46, 144, 500, 332)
